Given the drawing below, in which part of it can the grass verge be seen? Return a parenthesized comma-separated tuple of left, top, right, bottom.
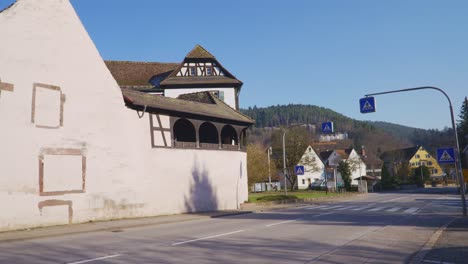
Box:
(248, 191, 340, 203)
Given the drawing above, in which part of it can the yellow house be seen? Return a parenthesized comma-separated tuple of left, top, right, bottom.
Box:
(381, 146, 444, 177)
(408, 146, 443, 177)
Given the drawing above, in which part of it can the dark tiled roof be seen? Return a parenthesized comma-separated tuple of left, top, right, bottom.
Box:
(105, 61, 178, 86)
(362, 153, 383, 167)
(121, 89, 254, 125)
(185, 44, 216, 59)
(160, 76, 242, 87)
(177, 92, 216, 104)
(161, 45, 243, 88)
(335, 149, 353, 159)
(380, 146, 420, 163)
(319, 150, 334, 161)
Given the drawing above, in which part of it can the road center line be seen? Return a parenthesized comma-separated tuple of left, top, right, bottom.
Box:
(65, 254, 121, 264)
(172, 230, 245, 246)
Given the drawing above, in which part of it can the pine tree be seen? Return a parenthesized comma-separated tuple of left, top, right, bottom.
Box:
(457, 97, 468, 151)
(458, 97, 468, 167)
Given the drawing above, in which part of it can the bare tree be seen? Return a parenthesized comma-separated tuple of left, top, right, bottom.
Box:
(246, 143, 270, 186)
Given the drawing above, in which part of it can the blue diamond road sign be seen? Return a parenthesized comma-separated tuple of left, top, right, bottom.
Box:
(437, 148, 456, 164)
(295, 165, 305, 175)
(321, 122, 334, 134)
(359, 97, 376, 114)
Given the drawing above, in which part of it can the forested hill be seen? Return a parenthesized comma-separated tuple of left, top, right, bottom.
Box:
(242, 104, 353, 128)
(241, 104, 453, 154)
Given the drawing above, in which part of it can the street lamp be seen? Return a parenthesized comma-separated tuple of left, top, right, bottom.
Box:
(267, 147, 272, 191)
(282, 123, 304, 195)
(364, 86, 466, 216)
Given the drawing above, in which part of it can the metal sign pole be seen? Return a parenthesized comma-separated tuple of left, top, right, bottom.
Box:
(282, 131, 287, 196)
(364, 86, 467, 216)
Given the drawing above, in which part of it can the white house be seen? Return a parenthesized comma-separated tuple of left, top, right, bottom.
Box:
(320, 149, 367, 187)
(296, 146, 326, 190)
(0, 0, 253, 232)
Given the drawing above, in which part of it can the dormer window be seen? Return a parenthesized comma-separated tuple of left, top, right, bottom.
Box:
(189, 67, 197, 76)
(206, 66, 213, 76)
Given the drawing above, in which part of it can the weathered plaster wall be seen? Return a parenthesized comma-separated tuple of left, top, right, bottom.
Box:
(0, 0, 247, 232)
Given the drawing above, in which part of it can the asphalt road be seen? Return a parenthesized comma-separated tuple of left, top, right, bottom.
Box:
(0, 189, 464, 264)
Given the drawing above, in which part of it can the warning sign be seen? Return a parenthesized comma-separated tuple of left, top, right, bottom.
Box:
(437, 148, 456, 164)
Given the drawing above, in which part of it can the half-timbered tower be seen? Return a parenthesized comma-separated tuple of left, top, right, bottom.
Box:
(106, 45, 243, 110)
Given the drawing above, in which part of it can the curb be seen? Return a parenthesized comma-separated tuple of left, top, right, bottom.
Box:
(408, 216, 460, 264)
(210, 211, 253, 218)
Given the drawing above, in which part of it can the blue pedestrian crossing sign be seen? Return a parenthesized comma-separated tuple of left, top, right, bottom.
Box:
(437, 148, 456, 164)
(321, 122, 334, 134)
(294, 165, 305, 175)
(359, 97, 376, 114)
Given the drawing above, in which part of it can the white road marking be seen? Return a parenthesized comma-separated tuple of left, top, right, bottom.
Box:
(386, 207, 401, 212)
(351, 206, 366, 211)
(381, 196, 408, 203)
(369, 207, 385, 211)
(266, 218, 302, 227)
(336, 206, 354, 210)
(65, 254, 121, 264)
(404, 207, 419, 214)
(326, 206, 343, 210)
(311, 205, 328, 209)
(423, 259, 456, 264)
(172, 230, 245, 246)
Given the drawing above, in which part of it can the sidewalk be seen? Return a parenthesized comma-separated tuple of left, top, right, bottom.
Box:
(0, 210, 251, 243)
(0, 193, 364, 243)
(418, 216, 468, 264)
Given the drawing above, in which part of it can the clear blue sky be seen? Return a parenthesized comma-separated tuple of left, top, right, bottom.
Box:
(3, 0, 467, 130)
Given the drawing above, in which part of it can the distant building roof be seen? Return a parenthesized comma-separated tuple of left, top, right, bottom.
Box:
(335, 149, 353, 159)
(380, 146, 420, 163)
(319, 150, 334, 162)
(121, 89, 254, 125)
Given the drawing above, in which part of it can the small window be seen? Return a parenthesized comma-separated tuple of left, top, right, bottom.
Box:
(416, 154, 420, 158)
(426, 154, 430, 158)
(218, 91, 224, 101)
(428, 161, 433, 165)
(189, 67, 196, 76)
(206, 66, 213, 76)
(302, 179, 305, 185)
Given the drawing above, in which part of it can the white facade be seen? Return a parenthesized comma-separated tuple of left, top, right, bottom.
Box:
(296, 146, 326, 189)
(0, 0, 248, 231)
(324, 149, 367, 186)
(165, 87, 236, 109)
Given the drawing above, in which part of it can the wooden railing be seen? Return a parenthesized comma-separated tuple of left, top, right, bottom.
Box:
(173, 141, 244, 151)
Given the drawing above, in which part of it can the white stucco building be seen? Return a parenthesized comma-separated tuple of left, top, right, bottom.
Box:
(296, 146, 326, 190)
(320, 149, 367, 187)
(0, 0, 253, 231)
